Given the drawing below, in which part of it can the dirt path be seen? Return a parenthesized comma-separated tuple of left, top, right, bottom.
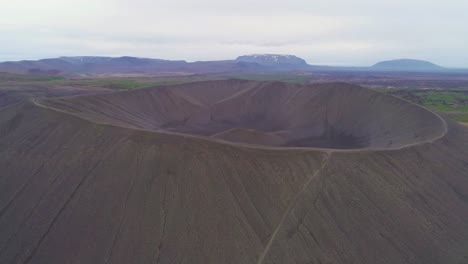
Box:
(256, 152, 332, 264)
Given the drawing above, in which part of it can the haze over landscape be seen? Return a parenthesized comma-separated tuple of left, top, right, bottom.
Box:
(1, 1, 468, 264)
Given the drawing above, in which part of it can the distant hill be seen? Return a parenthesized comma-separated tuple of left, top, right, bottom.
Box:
(372, 59, 444, 72)
(59, 56, 187, 67)
(235, 54, 309, 69)
(0, 56, 192, 75)
(0, 56, 269, 75)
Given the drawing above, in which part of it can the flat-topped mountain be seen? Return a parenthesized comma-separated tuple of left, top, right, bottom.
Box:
(235, 54, 308, 67)
(372, 59, 444, 72)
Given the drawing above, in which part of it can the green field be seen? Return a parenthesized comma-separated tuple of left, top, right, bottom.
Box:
(418, 91, 468, 112)
(413, 91, 468, 122)
(386, 89, 468, 123)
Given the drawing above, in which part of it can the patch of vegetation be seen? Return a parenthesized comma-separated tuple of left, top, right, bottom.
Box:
(385, 89, 468, 124)
(418, 91, 468, 112)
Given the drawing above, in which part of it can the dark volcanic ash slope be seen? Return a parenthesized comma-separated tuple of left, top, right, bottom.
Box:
(40, 80, 444, 149)
(0, 80, 467, 264)
(0, 84, 112, 109)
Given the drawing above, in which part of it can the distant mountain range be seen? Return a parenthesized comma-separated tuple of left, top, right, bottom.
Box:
(0, 54, 463, 75)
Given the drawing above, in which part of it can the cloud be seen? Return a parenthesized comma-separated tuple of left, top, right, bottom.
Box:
(0, 0, 467, 66)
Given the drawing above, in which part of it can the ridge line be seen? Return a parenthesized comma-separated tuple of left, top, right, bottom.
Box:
(30, 96, 448, 154)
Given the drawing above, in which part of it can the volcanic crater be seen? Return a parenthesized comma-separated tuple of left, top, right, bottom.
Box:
(38, 79, 445, 150)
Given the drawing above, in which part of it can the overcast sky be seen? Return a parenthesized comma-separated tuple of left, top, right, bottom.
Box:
(1, 0, 467, 67)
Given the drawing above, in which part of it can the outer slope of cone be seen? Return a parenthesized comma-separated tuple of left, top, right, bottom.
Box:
(0, 80, 467, 264)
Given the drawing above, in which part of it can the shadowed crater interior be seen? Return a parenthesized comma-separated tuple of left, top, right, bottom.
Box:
(40, 80, 445, 149)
